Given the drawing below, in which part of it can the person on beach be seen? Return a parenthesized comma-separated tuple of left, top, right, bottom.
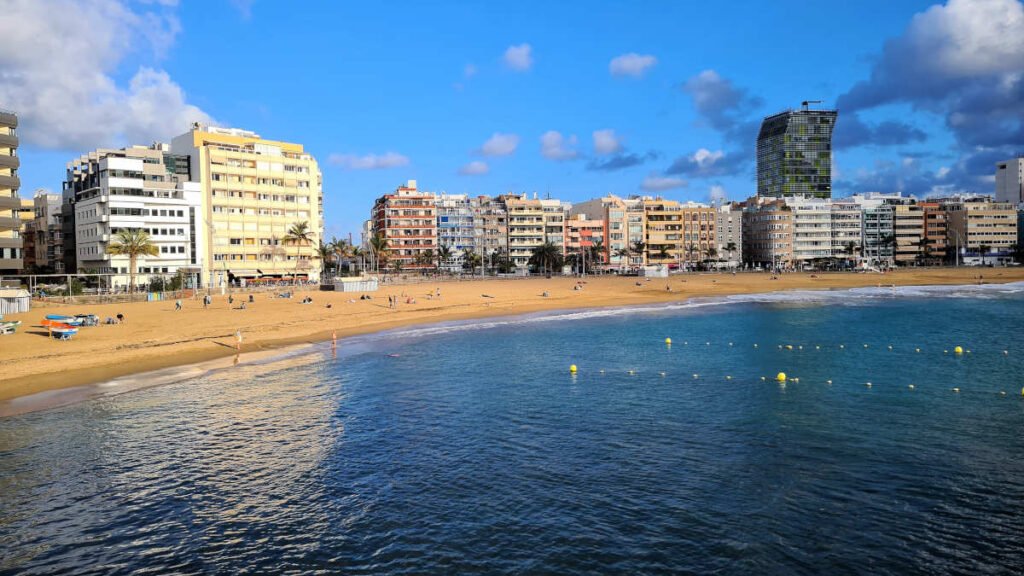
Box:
(175, 299, 182, 311)
(116, 313, 125, 324)
(203, 294, 211, 308)
(235, 329, 243, 350)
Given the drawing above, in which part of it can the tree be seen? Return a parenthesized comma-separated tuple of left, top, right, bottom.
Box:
(631, 240, 646, 265)
(979, 243, 991, 266)
(462, 248, 482, 272)
(529, 242, 562, 274)
(369, 234, 389, 273)
(706, 246, 718, 261)
(107, 228, 159, 293)
(657, 246, 671, 262)
(685, 243, 698, 264)
(414, 249, 435, 271)
(317, 240, 335, 279)
(588, 238, 605, 267)
(436, 245, 452, 272)
(283, 221, 315, 285)
(725, 241, 738, 262)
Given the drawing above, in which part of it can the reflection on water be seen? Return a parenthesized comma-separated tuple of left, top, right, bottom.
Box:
(2, 289, 1024, 574)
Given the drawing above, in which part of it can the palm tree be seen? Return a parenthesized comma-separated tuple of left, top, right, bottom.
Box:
(529, 242, 562, 274)
(725, 241, 738, 263)
(350, 246, 365, 274)
(685, 243, 698, 264)
(107, 228, 159, 293)
(657, 246, 670, 262)
(462, 248, 481, 272)
(283, 221, 315, 285)
(436, 245, 453, 272)
(316, 240, 334, 280)
(369, 233, 389, 273)
(979, 243, 991, 266)
(588, 238, 605, 267)
(631, 240, 646, 265)
(414, 249, 435, 272)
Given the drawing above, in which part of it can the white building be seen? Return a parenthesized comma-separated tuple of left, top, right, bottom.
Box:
(995, 156, 1023, 204)
(435, 193, 476, 271)
(830, 199, 862, 260)
(713, 202, 743, 266)
(64, 145, 204, 288)
(783, 195, 833, 263)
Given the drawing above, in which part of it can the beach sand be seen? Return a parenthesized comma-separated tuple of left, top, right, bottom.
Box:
(1, 268, 1021, 404)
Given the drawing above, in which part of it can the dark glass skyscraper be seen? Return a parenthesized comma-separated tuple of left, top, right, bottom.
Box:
(756, 103, 838, 199)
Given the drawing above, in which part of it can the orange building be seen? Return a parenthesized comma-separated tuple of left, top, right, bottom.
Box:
(371, 180, 437, 271)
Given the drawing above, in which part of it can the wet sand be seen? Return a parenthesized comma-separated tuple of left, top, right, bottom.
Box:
(1, 268, 1021, 407)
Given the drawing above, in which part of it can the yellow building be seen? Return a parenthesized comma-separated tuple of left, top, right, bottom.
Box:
(172, 125, 323, 285)
(892, 203, 925, 264)
(504, 195, 566, 270)
(642, 198, 715, 268)
(0, 109, 21, 271)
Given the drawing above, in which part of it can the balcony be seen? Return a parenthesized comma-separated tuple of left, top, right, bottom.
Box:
(0, 194, 21, 210)
(0, 174, 20, 190)
(0, 155, 18, 170)
(0, 111, 16, 129)
(0, 215, 20, 229)
(0, 132, 17, 148)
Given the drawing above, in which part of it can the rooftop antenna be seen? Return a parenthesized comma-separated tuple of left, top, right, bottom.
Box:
(801, 100, 822, 111)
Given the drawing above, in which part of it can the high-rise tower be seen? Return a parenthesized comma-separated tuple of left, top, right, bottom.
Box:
(757, 102, 837, 199)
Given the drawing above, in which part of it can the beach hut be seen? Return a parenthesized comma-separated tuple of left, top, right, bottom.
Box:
(333, 277, 379, 293)
(0, 289, 31, 315)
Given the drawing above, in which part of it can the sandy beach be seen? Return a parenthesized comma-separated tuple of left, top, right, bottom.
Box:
(1, 268, 1022, 405)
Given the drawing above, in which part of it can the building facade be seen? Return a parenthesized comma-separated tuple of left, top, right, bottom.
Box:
(742, 198, 793, 269)
(918, 201, 948, 264)
(474, 195, 509, 265)
(892, 202, 926, 265)
(643, 198, 715, 268)
(861, 204, 895, 267)
(570, 194, 644, 269)
(757, 103, 838, 199)
(22, 190, 62, 273)
(0, 109, 21, 272)
(830, 199, 863, 261)
(713, 202, 743, 267)
(995, 156, 1024, 204)
(784, 196, 833, 263)
(369, 180, 437, 271)
(435, 193, 476, 271)
(942, 198, 1018, 265)
(171, 125, 323, 284)
(62, 145, 202, 287)
(504, 195, 566, 270)
(564, 214, 606, 270)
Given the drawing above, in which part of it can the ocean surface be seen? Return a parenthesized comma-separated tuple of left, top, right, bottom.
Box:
(2, 283, 1024, 575)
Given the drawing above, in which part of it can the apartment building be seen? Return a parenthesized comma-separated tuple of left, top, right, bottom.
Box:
(0, 109, 21, 271)
(918, 201, 947, 264)
(564, 214, 606, 269)
(20, 190, 62, 273)
(570, 194, 644, 269)
(474, 195, 509, 262)
(861, 204, 895, 267)
(942, 198, 1018, 265)
(713, 203, 743, 267)
(171, 125, 323, 284)
(784, 196, 832, 263)
(742, 198, 792, 268)
(62, 144, 202, 286)
(370, 180, 437, 271)
(892, 202, 925, 265)
(830, 199, 862, 260)
(435, 193, 476, 271)
(505, 195, 566, 270)
(643, 198, 715, 268)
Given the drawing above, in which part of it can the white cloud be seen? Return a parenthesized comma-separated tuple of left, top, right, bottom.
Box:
(709, 185, 728, 204)
(503, 43, 533, 71)
(592, 129, 622, 154)
(479, 132, 519, 156)
(328, 152, 410, 170)
(464, 63, 478, 78)
(459, 161, 489, 175)
(692, 148, 725, 167)
(641, 175, 688, 192)
(609, 53, 657, 77)
(540, 131, 578, 160)
(0, 0, 211, 151)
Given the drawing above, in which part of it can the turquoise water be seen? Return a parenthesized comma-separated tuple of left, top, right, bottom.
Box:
(2, 283, 1024, 574)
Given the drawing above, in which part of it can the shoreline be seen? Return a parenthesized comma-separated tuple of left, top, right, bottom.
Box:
(2, 269, 1023, 414)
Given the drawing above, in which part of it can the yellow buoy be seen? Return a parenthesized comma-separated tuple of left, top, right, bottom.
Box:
(776, 372, 786, 381)
(954, 346, 963, 354)
(786, 345, 793, 350)
(665, 337, 672, 345)
(569, 364, 577, 373)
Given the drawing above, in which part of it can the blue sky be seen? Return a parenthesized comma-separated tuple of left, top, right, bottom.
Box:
(4, 0, 1023, 239)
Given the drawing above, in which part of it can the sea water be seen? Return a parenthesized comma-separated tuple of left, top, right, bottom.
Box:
(1, 283, 1023, 575)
